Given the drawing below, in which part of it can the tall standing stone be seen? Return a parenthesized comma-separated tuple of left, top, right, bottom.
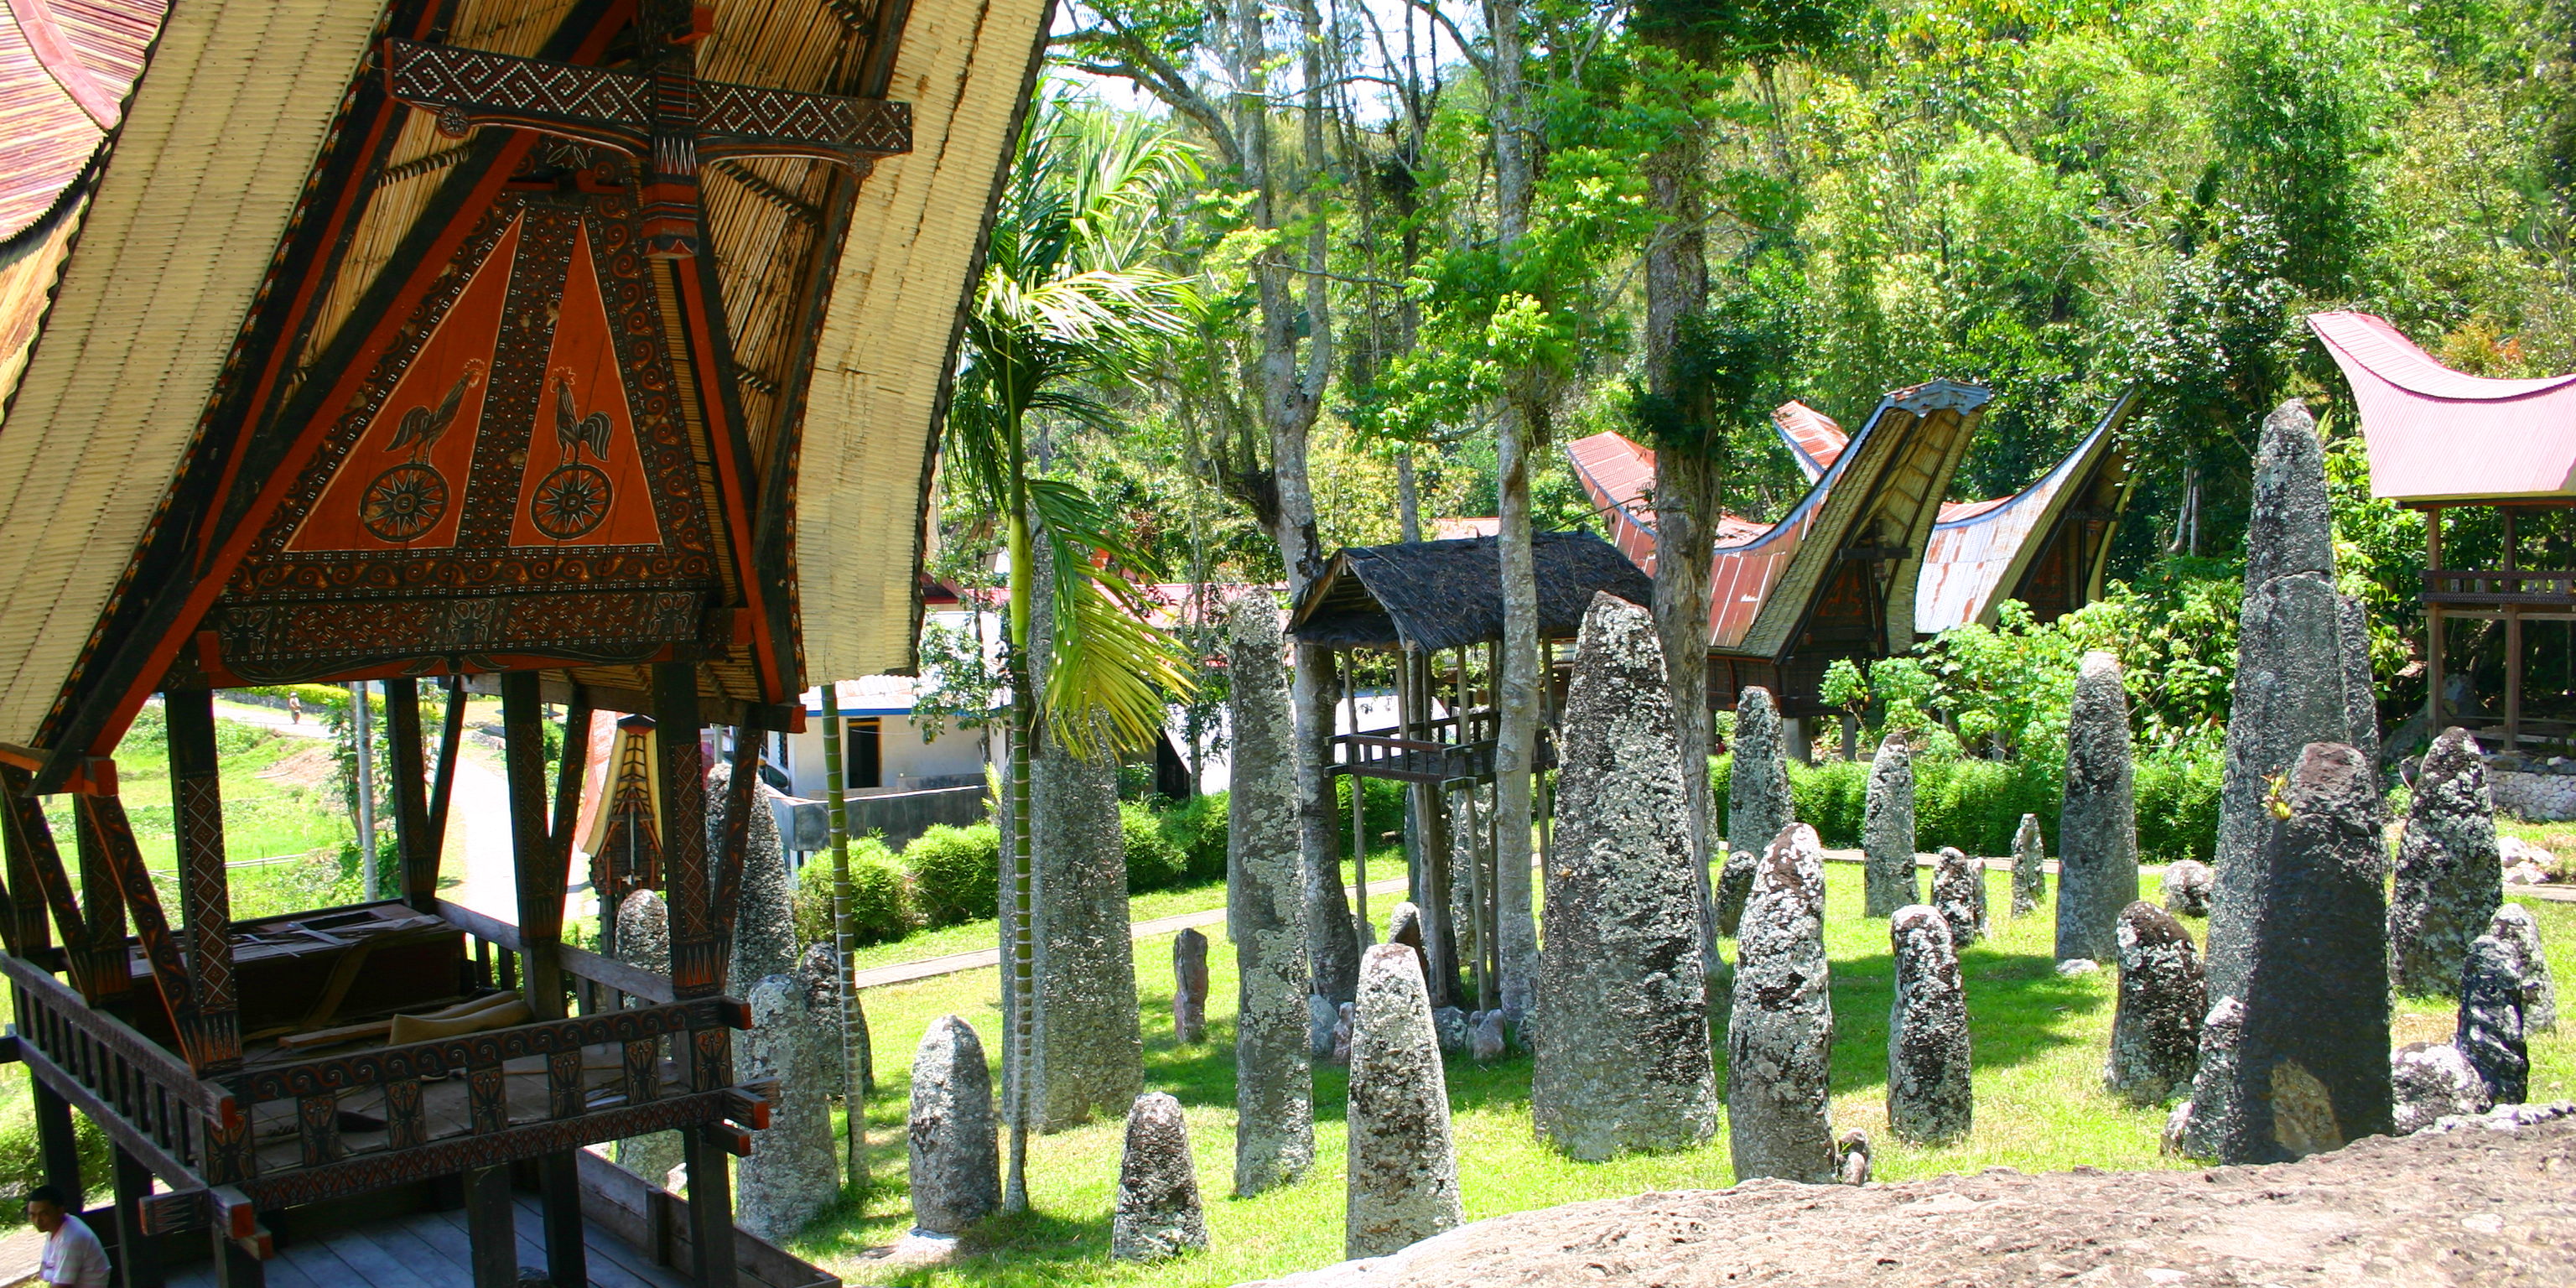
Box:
(2215, 741, 2392, 1164)
(1929, 847, 1987, 948)
(1721, 687, 1794, 937)
(613, 890, 682, 1187)
(1887, 906, 1972, 1145)
(2457, 934, 2529, 1107)
(1173, 927, 1210, 1045)
(2106, 901, 2205, 1105)
(1534, 594, 1717, 1160)
(1111, 1093, 1208, 1261)
(1345, 943, 1463, 1259)
(2208, 400, 2356, 1005)
(1729, 823, 1836, 1182)
(2057, 651, 2139, 963)
(1225, 595, 1315, 1195)
(709, 763, 797, 985)
(1862, 736, 1919, 917)
(2338, 593, 2381, 776)
(798, 943, 850, 1098)
(2390, 728, 2501, 997)
(735, 974, 835, 1242)
(2490, 903, 2557, 1032)
(909, 1015, 1000, 1233)
(2011, 813, 2045, 917)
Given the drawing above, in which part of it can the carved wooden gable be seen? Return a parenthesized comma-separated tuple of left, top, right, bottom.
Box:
(209, 176, 731, 683)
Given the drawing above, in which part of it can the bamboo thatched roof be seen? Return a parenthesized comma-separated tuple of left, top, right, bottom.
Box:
(1288, 530, 1654, 653)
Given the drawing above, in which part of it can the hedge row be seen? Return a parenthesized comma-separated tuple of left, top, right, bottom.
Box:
(1709, 745, 2222, 864)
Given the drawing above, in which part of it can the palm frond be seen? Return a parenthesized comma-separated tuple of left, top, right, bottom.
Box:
(1028, 477, 1194, 757)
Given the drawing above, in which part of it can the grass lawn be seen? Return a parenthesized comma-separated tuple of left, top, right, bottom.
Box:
(787, 865, 2576, 1287)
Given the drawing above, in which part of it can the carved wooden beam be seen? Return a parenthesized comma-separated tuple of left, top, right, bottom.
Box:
(0, 771, 101, 997)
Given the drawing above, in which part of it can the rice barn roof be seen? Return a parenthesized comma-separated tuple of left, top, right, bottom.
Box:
(1287, 529, 1654, 653)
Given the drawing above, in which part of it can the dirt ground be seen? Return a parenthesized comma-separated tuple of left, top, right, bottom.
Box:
(1247, 1106, 2576, 1287)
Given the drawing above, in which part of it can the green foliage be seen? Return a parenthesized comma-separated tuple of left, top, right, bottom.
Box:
(1119, 802, 1190, 892)
(1712, 740, 2220, 860)
(1156, 791, 1230, 883)
(902, 823, 1003, 928)
(2135, 745, 2226, 862)
(793, 836, 919, 950)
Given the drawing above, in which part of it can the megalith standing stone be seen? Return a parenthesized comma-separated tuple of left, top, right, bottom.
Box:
(797, 943, 851, 1098)
(2215, 741, 2393, 1164)
(1534, 593, 1718, 1160)
(1930, 848, 1987, 948)
(735, 974, 836, 1242)
(1173, 927, 1210, 1045)
(2390, 728, 2501, 997)
(2458, 934, 2529, 1107)
(1224, 595, 1315, 1195)
(1887, 906, 1972, 1145)
(1862, 737, 1919, 917)
(1345, 943, 1463, 1259)
(2338, 593, 2381, 776)
(709, 763, 797, 986)
(613, 890, 681, 1187)
(2057, 651, 2140, 963)
(1387, 901, 1428, 988)
(909, 1015, 1000, 1233)
(2179, 995, 2243, 1161)
(2208, 401, 2359, 1005)
(2106, 901, 2205, 1105)
(1111, 1093, 1207, 1261)
(2390, 1041, 2491, 1134)
(2163, 860, 2214, 918)
(2490, 903, 2557, 1032)
(1721, 687, 1794, 937)
(1728, 823, 1836, 1182)
(2011, 813, 2045, 917)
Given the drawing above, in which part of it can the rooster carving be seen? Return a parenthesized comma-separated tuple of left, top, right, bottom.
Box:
(553, 371, 613, 462)
(387, 360, 484, 461)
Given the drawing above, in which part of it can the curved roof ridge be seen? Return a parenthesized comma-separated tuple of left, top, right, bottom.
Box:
(2310, 310, 2576, 402)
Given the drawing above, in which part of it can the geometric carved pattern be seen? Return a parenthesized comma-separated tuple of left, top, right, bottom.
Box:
(699, 82, 911, 160)
(173, 772, 241, 1072)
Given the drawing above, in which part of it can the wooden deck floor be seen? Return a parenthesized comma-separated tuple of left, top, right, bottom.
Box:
(164, 1193, 692, 1288)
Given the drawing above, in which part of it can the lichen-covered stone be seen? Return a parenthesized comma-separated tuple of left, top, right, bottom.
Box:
(2178, 995, 2241, 1161)
(797, 943, 852, 1098)
(2218, 742, 2394, 1164)
(1835, 1130, 1871, 1185)
(1332, 1002, 1356, 1066)
(1387, 901, 1428, 994)
(2338, 594, 2381, 782)
(1929, 848, 1987, 948)
(2011, 814, 2046, 917)
(709, 763, 797, 986)
(1112, 1092, 1207, 1261)
(1862, 738, 1919, 917)
(2458, 934, 2529, 1107)
(1431, 1007, 1468, 1055)
(1470, 1010, 1504, 1063)
(736, 974, 836, 1242)
(1310, 994, 1340, 1060)
(1887, 906, 1972, 1145)
(2057, 652, 2139, 963)
(1346, 943, 1463, 1259)
(613, 890, 680, 1187)
(2489, 902, 2557, 1034)
(1534, 593, 1717, 1161)
(1721, 688, 1794, 937)
(2390, 729, 2501, 997)
(2106, 901, 2205, 1105)
(2391, 1041, 2490, 1134)
(1729, 823, 1836, 1182)
(2163, 860, 2214, 919)
(909, 1015, 1000, 1233)
(1174, 927, 1210, 1045)
(1225, 595, 1315, 1197)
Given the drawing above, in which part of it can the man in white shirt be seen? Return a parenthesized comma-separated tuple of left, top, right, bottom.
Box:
(25, 1185, 110, 1288)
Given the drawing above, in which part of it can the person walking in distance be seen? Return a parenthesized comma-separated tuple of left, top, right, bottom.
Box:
(25, 1186, 109, 1288)
(287, 693, 303, 724)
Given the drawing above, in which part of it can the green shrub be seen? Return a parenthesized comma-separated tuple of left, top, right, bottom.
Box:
(1157, 791, 1229, 882)
(792, 836, 919, 948)
(1718, 744, 2220, 861)
(1121, 802, 1189, 892)
(905, 823, 1001, 927)
(2135, 745, 2224, 863)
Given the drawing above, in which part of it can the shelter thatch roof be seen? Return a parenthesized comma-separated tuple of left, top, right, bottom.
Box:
(1288, 530, 1654, 652)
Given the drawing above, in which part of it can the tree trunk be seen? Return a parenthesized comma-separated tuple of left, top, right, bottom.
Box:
(1486, 0, 1544, 1021)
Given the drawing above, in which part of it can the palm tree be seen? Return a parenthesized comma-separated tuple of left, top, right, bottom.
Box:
(943, 91, 1199, 1210)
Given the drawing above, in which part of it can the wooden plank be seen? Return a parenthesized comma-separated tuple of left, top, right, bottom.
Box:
(257, 1251, 327, 1288)
(367, 1217, 474, 1284)
(314, 1221, 444, 1288)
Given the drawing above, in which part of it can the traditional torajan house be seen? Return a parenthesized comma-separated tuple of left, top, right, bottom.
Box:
(2311, 310, 2576, 774)
(1565, 381, 1995, 736)
(1288, 530, 1654, 1011)
(0, 0, 1046, 1284)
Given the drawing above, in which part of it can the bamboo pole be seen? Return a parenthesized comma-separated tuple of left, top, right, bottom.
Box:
(821, 683, 867, 1192)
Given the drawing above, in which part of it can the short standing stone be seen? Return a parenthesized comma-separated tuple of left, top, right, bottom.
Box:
(1345, 943, 1464, 1259)
(1173, 927, 1210, 1045)
(2178, 995, 2242, 1161)
(1470, 1010, 1505, 1063)
(735, 974, 836, 1242)
(2011, 814, 2046, 917)
(1887, 906, 1972, 1145)
(2057, 652, 2140, 963)
(1386, 902, 1430, 1007)
(1431, 1006, 1468, 1055)
(2389, 728, 2501, 997)
(2390, 1041, 2491, 1134)
(1835, 1130, 1871, 1185)
(1729, 823, 1837, 1182)
(1722, 687, 1795, 936)
(1862, 737, 1919, 917)
(1226, 594, 1315, 1197)
(2458, 934, 2529, 1107)
(1533, 593, 1717, 1160)
(1111, 1092, 1207, 1261)
(2489, 903, 2557, 1033)
(1331, 1002, 1356, 1066)
(2163, 860, 2215, 918)
(613, 890, 681, 1187)
(2218, 742, 2394, 1164)
(2106, 901, 2205, 1105)
(909, 1015, 1000, 1233)
(1929, 848, 1987, 947)
(1309, 994, 1340, 1060)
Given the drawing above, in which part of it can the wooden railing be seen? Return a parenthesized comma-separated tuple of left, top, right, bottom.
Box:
(2424, 567, 2576, 606)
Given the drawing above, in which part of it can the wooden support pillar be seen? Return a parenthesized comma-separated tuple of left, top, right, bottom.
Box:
(113, 1146, 164, 1288)
(653, 663, 736, 1288)
(210, 1233, 265, 1288)
(3, 769, 95, 995)
(34, 1076, 81, 1203)
(80, 795, 208, 1066)
(424, 677, 470, 909)
(384, 678, 439, 912)
(463, 1165, 518, 1288)
(70, 781, 130, 1004)
(500, 674, 586, 1288)
(2427, 506, 2446, 733)
(164, 688, 241, 1076)
(1344, 652, 1368, 938)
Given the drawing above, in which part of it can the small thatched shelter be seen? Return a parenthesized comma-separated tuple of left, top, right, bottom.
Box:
(1286, 530, 1655, 652)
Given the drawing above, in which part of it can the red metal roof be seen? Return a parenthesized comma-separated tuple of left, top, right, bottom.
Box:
(1774, 401, 1849, 480)
(2309, 310, 2576, 502)
(1913, 391, 2137, 632)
